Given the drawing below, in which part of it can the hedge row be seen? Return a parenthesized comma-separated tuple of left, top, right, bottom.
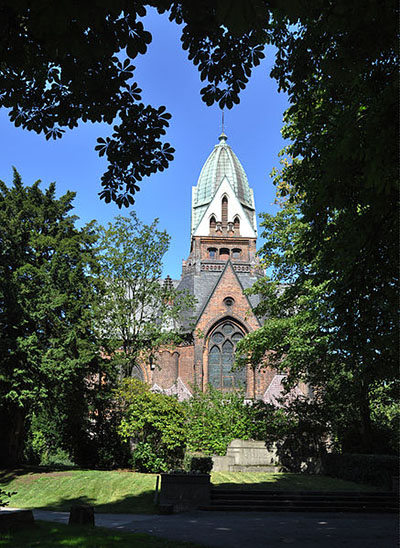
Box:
(322, 453, 399, 490)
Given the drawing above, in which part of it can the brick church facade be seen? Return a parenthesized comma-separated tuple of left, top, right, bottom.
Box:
(137, 132, 306, 402)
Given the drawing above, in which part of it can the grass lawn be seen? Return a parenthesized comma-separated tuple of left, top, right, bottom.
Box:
(0, 520, 204, 547)
(211, 471, 379, 491)
(1, 469, 158, 513)
(1, 468, 378, 514)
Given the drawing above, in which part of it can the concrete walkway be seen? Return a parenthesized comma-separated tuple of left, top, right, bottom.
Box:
(33, 509, 398, 548)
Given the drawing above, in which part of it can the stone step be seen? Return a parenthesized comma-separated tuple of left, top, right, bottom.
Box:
(212, 489, 395, 497)
(210, 498, 396, 507)
(201, 504, 398, 513)
(212, 492, 396, 502)
(204, 490, 399, 513)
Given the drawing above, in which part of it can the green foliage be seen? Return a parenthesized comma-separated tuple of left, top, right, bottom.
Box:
(0, 170, 102, 466)
(322, 453, 399, 490)
(237, 145, 398, 453)
(266, 1, 398, 451)
(115, 379, 187, 472)
(24, 411, 75, 467)
(0, 2, 397, 210)
(184, 386, 254, 456)
(249, 398, 329, 473)
(0, 2, 270, 206)
(187, 456, 213, 474)
(96, 212, 195, 378)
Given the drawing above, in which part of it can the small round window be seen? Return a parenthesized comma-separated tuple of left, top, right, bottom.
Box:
(224, 297, 234, 307)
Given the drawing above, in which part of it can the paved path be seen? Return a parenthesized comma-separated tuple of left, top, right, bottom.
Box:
(33, 509, 398, 548)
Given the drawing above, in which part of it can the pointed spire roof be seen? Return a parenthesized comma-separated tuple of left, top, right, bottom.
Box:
(191, 132, 256, 235)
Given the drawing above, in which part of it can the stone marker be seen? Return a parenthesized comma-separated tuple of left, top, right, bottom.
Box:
(0, 508, 34, 532)
(68, 504, 95, 526)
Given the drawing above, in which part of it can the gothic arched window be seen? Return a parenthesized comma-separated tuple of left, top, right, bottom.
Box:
(234, 216, 240, 232)
(222, 196, 228, 224)
(208, 322, 246, 390)
(209, 216, 216, 230)
(131, 364, 144, 382)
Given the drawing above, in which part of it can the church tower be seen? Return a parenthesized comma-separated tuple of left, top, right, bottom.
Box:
(183, 131, 262, 277)
(174, 132, 266, 397)
(148, 131, 308, 403)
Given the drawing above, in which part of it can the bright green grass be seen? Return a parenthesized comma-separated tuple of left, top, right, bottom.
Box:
(1, 468, 378, 514)
(0, 521, 205, 547)
(1, 469, 158, 513)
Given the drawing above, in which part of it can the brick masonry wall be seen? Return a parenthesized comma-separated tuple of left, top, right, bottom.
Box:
(145, 262, 280, 399)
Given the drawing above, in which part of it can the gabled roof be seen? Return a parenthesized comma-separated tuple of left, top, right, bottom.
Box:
(194, 260, 262, 329)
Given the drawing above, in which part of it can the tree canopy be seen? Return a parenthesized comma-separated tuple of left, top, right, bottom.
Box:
(0, 170, 102, 465)
(95, 212, 195, 378)
(1, 2, 397, 207)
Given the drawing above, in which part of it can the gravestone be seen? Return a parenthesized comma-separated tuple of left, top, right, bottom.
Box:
(69, 504, 95, 526)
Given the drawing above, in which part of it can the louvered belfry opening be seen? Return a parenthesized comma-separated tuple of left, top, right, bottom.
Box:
(209, 215, 216, 233)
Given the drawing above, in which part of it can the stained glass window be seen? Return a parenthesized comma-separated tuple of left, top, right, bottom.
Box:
(208, 322, 247, 391)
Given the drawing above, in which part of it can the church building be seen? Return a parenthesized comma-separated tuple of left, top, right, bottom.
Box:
(140, 132, 304, 402)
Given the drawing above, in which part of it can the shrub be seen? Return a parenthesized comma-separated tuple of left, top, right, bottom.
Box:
(322, 453, 399, 490)
(40, 448, 75, 468)
(183, 454, 213, 474)
(189, 456, 213, 474)
(184, 386, 254, 456)
(115, 379, 187, 473)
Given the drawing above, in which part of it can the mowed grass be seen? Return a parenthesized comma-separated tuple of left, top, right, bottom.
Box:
(1, 469, 158, 513)
(211, 471, 379, 491)
(0, 521, 204, 548)
(1, 468, 379, 514)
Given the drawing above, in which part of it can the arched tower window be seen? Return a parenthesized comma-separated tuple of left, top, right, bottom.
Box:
(222, 196, 228, 225)
(219, 248, 229, 260)
(232, 248, 241, 259)
(209, 215, 216, 231)
(208, 322, 246, 390)
(234, 216, 240, 232)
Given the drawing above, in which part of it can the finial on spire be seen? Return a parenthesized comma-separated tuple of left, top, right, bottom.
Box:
(218, 109, 228, 143)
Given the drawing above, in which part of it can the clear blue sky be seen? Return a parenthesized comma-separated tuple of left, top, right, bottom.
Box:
(0, 9, 289, 279)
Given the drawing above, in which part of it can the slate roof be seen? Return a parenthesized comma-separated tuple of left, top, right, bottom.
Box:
(175, 266, 264, 332)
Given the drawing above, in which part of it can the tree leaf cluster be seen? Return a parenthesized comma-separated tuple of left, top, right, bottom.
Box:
(115, 378, 187, 472)
(183, 385, 254, 456)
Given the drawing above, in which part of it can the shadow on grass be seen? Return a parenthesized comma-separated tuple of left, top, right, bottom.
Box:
(28, 491, 156, 514)
(211, 473, 381, 492)
(0, 466, 78, 485)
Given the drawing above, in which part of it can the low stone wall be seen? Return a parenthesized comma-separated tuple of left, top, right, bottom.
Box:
(212, 439, 280, 472)
(159, 473, 211, 512)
